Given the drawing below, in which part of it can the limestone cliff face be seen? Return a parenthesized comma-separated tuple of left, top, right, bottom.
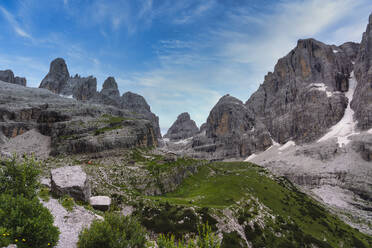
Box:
(38, 58, 162, 139)
(39, 58, 70, 93)
(164, 112, 199, 141)
(246, 38, 353, 144)
(352, 13, 372, 130)
(0, 69, 27, 86)
(0, 81, 158, 155)
(202, 95, 272, 158)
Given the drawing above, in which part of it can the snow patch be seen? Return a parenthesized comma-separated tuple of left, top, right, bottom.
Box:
(368, 129, 372, 134)
(308, 83, 333, 97)
(317, 71, 358, 147)
(244, 153, 257, 162)
(333, 49, 339, 53)
(59, 94, 73, 99)
(278, 141, 295, 151)
(174, 137, 192, 144)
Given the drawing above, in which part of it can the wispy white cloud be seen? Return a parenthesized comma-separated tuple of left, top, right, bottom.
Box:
(0, 6, 32, 39)
(173, 0, 216, 24)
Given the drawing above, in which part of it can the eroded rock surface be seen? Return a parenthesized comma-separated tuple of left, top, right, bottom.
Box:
(164, 112, 199, 141)
(352, 13, 372, 130)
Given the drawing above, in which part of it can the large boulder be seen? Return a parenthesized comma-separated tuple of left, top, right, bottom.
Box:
(246, 38, 351, 144)
(352, 13, 372, 130)
(89, 196, 111, 211)
(164, 112, 199, 140)
(50, 166, 91, 202)
(39, 58, 70, 94)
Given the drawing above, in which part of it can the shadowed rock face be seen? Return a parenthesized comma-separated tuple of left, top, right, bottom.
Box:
(0, 70, 27, 86)
(194, 95, 272, 159)
(121, 91, 162, 138)
(164, 112, 199, 141)
(39, 58, 70, 93)
(101, 77, 120, 98)
(352, 13, 372, 130)
(246, 38, 351, 144)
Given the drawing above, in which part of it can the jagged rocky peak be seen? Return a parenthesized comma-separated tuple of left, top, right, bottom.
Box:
(0, 69, 27, 86)
(339, 42, 360, 61)
(121, 91, 151, 112)
(200, 94, 272, 158)
(101, 76, 120, 98)
(39, 58, 70, 93)
(352, 13, 372, 130)
(246, 38, 352, 144)
(121, 91, 162, 138)
(206, 94, 252, 138)
(164, 112, 199, 141)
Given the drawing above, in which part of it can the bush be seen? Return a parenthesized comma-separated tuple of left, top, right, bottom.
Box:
(0, 156, 40, 198)
(0, 194, 59, 248)
(0, 157, 59, 248)
(157, 223, 220, 248)
(78, 213, 147, 248)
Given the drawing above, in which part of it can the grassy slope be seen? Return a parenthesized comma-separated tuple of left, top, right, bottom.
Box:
(148, 162, 372, 247)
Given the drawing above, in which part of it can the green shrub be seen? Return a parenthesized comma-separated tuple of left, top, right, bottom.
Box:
(78, 213, 147, 248)
(157, 223, 220, 248)
(0, 156, 40, 198)
(59, 195, 75, 211)
(0, 194, 59, 248)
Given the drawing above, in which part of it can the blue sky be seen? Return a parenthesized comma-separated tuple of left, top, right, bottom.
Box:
(0, 0, 371, 134)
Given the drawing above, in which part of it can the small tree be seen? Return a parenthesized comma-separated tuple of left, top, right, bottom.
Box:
(78, 213, 147, 248)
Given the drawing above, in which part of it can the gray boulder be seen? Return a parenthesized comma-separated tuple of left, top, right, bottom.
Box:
(89, 196, 111, 211)
(50, 166, 91, 202)
(246, 38, 351, 144)
(164, 112, 199, 140)
(0, 70, 14, 84)
(39, 58, 70, 94)
(352, 13, 372, 130)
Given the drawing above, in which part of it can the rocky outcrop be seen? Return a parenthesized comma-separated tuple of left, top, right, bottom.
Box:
(352, 13, 372, 130)
(0, 81, 158, 156)
(14, 76, 26, 86)
(121, 92, 161, 138)
(0, 70, 14, 84)
(164, 112, 199, 140)
(38, 59, 161, 139)
(0, 70, 27, 86)
(39, 58, 70, 93)
(246, 38, 352, 144)
(89, 196, 111, 211)
(189, 95, 272, 159)
(101, 77, 120, 98)
(51, 166, 91, 202)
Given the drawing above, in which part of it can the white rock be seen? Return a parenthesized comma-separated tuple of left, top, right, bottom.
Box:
(51, 166, 91, 202)
(89, 196, 111, 211)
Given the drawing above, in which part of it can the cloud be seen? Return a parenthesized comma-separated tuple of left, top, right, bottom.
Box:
(217, 0, 368, 70)
(0, 6, 32, 39)
(173, 0, 215, 24)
